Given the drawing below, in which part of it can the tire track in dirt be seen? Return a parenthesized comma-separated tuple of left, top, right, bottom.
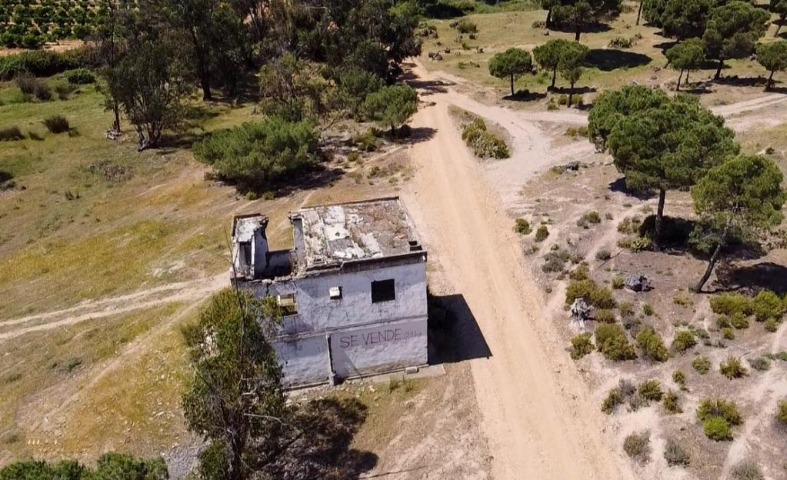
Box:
(403, 81, 634, 479)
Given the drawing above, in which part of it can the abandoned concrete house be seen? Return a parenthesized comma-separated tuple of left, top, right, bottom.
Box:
(231, 197, 429, 387)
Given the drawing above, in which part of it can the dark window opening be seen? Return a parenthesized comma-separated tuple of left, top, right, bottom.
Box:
(240, 243, 252, 267)
(371, 279, 395, 303)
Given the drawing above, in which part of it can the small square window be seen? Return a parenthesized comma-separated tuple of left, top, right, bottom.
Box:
(371, 279, 395, 303)
(277, 294, 297, 314)
(329, 286, 342, 300)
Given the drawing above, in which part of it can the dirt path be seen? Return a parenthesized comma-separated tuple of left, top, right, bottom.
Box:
(404, 71, 633, 480)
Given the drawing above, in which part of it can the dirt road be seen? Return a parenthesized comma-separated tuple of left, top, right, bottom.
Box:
(404, 78, 634, 479)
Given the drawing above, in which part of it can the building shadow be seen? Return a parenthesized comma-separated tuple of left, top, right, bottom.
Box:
(714, 262, 787, 295)
(585, 49, 652, 71)
(428, 293, 492, 364)
(263, 397, 378, 479)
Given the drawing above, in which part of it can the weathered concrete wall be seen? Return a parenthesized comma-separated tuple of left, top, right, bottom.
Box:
(274, 317, 427, 386)
(272, 262, 427, 332)
(275, 335, 328, 387)
(329, 317, 427, 379)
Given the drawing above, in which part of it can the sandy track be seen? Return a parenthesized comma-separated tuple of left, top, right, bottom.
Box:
(404, 77, 633, 479)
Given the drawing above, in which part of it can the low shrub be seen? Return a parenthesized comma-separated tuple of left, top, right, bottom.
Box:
(609, 36, 633, 48)
(748, 356, 770, 371)
(663, 438, 690, 467)
(703, 417, 733, 441)
(581, 211, 601, 225)
(565, 279, 616, 309)
(642, 304, 654, 316)
(568, 264, 590, 281)
(623, 431, 650, 463)
(752, 290, 783, 322)
(0, 126, 24, 141)
(453, 18, 478, 34)
(663, 390, 682, 413)
(720, 356, 747, 379)
(514, 218, 532, 235)
(612, 276, 625, 289)
(672, 370, 686, 390)
(636, 328, 669, 362)
(730, 461, 764, 480)
(710, 293, 753, 317)
(595, 309, 616, 324)
(542, 255, 566, 273)
(570, 333, 594, 360)
(596, 324, 637, 361)
(692, 355, 711, 374)
(617, 216, 642, 235)
(602, 387, 624, 414)
(697, 398, 743, 425)
(461, 118, 510, 159)
(595, 249, 611, 261)
(764, 318, 779, 332)
(777, 399, 787, 424)
(42, 115, 70, 134)
(0, 49, 87, 81)
(637, 379, 663, 401)
(722, 327, 735, 340)
(671, 330, 696, 353)
(618, 302, 634, 317)
(716, 315, 732, 328)
(535, 225, 549, 242)
(66, 68, 96, 85)
(730, 313, 750, 329)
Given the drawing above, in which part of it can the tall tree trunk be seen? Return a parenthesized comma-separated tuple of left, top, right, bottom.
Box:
(676, 69, 683, 91)
(546, 7, 553, 28)
(636, 1, 643, 26)
(776, 18, 783, 37)
(694, 242, 723, 292)
(766, 70, 775, 91)
(568, 81, 575, 107)
(510, 74, 515, 96)
(715, 58, 724, 80)
(113, 102, 120, 132)
(575, 27, 581, 42)
(654, 188, 666, 251)
(686, 69, 690, 86)
(200, 72, 213, 101)
(551, 68, 557, 89)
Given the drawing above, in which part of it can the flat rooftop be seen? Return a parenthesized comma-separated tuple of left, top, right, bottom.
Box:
(291, 197, 421, 271)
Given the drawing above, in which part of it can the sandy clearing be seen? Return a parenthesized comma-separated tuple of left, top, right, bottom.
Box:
(404, 70, 634, 480)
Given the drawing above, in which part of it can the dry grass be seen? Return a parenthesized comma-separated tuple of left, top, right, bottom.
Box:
(420, 4, 785, 107)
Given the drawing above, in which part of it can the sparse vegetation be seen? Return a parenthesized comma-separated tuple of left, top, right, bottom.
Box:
(596, 324, 637, 361)
(612, 276, 625, 289)
(461, 117, 511, 159)
(671, 330, 696, 353)
(42, 115, 70, 134)
(663, 390, 682, 414)
(637, 380, 663, 402)
(729, 461, 764, 480)
(663, 438, 690, 467)
(514, 218, 532, 235)
(595, 249, 611, 261)
(720, 356, 748, 379)
(595, 309, 616, 324)
(750, 356, 771, 372)
(692, 355, 711, 374)
(623, 431, 650, 463)
(570, 333, 594, 360)
(636, 328, 669, 362)
(672, 370, 686, 390)
(777, 399, 787, 425)
(535, 225, 550, 242)
(722, 327, 735, 340)
(566, 279, 616, 309)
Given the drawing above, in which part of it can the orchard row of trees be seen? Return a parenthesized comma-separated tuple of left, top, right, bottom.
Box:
(588, 85, 785, 292)
(84, 0, 421, 148)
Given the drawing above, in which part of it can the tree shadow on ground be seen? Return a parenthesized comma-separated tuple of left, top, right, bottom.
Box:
(503, 90, 548, 102)
(0, 171, 12, 184)
(405, 79, 452, 96)
(550, 22, 612, 36)
(585, 49, 652, 71)
(264, 397, 377, 480)
(549, 86, 597, 95)
(405, 127, 437, 145)
(608, 177, 657, 200)
(715, 75, 769, 88)
(653, 40, 679, 52)
(713, 262, 787, 294)
(427, 292, 492, 365)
